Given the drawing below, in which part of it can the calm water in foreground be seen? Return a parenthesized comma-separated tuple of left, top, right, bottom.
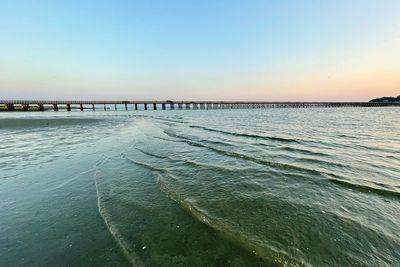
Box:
(0, 108, 399, 266)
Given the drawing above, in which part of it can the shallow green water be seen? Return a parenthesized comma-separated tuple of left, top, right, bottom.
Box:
(0, 108, 399, 266)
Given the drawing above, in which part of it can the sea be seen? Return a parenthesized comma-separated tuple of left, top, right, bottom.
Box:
(0, 107, 399, 266)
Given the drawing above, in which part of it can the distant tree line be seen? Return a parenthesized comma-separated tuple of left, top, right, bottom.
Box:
(369, 95, 400, 102)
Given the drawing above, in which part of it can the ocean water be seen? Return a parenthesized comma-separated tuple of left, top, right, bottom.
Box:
(0, 108, 399, 266)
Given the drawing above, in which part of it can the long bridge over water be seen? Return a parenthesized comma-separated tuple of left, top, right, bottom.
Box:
(0, 100, 399, 111)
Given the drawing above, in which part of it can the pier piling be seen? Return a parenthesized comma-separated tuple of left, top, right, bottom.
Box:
(6, 103, 15, 111)
(22, 104, 29, 111)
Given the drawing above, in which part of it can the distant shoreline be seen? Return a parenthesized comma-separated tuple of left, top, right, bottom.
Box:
(369, 95, 400, 103)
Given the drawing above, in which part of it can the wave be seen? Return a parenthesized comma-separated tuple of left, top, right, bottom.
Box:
(134, 148, 169, 160)
(287, 156, 351, 170)
(352, 143, 399, 155)
(186, 137, 400, 198)
(93, 155, 145, 266)
(156, 173, 305, 267)
(157, 172, 400, 266)
(116, 150, 305, 265)
(278, 145, 329, 157)
(94, 168, 144, 267)
(94, 155, 274, 266)
(121, 153, 166, 172)
(134, 147, 252, 173)
(189, 125, 301, 144)
(161, 129, 400, 196)
(163, 129, 341, 179)
(330, 178, 400, 198)
(95, 149, 400, 267)
(187, 125, 333, 159)
(150, 125, 331, 160)
(150, 135, 185, 143)
(188, 125, 393, 156)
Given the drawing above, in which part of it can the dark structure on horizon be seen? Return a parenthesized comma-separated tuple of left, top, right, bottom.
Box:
(1, 100, 399, 111)
(369, 95, 400, 103)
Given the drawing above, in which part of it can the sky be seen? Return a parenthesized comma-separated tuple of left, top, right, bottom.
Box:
(0, 0, 399, 101)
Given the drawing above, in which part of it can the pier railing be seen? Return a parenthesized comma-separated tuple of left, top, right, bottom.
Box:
(0, 100, 399, 111)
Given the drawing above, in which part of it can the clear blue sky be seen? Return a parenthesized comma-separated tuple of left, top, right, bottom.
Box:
(1, 0, 399, 100)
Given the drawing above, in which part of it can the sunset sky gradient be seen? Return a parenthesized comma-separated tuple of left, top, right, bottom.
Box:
(0, 0, 399, 101)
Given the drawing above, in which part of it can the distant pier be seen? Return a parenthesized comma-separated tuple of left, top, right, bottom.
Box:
(0, 100, 398, 111)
